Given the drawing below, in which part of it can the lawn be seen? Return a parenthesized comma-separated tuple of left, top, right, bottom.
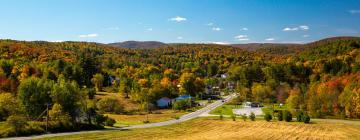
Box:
(262, 104, 289, 115)
(38, 118, 360, 140)
(105, 109, 186, 126)
(209, 104, 242, 115)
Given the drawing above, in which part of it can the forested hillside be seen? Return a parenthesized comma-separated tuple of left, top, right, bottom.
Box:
(108, 41, 166, 49)
(0, 37, 359, 137)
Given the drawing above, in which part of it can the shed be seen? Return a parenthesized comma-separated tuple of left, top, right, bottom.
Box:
(156, 97, 171, 108)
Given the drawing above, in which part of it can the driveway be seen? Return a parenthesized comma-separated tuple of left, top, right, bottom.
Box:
(3, 94, 237, 140)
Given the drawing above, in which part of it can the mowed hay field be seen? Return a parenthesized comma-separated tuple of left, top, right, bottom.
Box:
(39, 118, 360, 140)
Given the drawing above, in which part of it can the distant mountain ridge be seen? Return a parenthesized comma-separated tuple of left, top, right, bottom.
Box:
(233, 36, 360, 55)
(108, 36, 360, 54)
(231, 43, 300, 52)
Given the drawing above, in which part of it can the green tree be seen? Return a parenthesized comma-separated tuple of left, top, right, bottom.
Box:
(18, 77, 53, 118)
(51, 76, 81, 120)
(0, 59, 14, 77)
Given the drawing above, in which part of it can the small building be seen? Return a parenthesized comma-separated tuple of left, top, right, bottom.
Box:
(156, 97, 171, 108)
(221, 74, 227, 79)
(108, 76, 120, 86)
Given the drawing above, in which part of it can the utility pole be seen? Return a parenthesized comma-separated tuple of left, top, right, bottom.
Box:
(146, 95, 149, 122)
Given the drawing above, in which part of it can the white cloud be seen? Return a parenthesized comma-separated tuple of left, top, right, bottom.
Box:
(79, 33, 98, 38)
(265, 38, 275, 41)
(212, 27, 222, 31)
(235, 35, 248, 38)
(283, 25, 309, 31)
(50, 40, 64, 42)
(283, 27, 299, 31)
(241, 27, 248, 31)
(177, 36, 183, 40)
(207, 22, 214, 26)
(211, 41, 230, 45)
(303, 35, 309, 38)
(147, 28, 153, 31)
(169, 16, 187, 22)
(349, 10, 360, 14)
(234, 35, 250, 41)
(299, 25, 309, 30)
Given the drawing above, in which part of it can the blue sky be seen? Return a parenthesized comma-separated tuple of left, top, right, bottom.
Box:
(0, 0, 359, 44)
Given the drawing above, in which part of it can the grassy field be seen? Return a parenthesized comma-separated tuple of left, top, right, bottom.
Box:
(38, 118, 360, 140)
(209, 105, 241, 115)
(105, 109, 186, 126)
(262, 104, 289, 115)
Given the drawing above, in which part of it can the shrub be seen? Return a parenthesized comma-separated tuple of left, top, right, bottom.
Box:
(264, 113, 272, 122)
(302, 114, 311, 124)
(105, 117, 116, 127)
(94, 114, 107, 126)
(6, 115, 28, 135)
(277, 111, 283, 121)
(241, 114, 247, 121)
(219, 113, 224, 120)
(25, 122, 45, 135)
(173, 100, 189, 110)
(0, 115, 28, 137)
(96, 97, 123, 114)
(283, 110, 292, 122)
(231, 114, 236, 121)
(0, 93, 19, 121)
(296, 111, 304, 122)
(172, 115, 180, 120)
(249, 112, 256, 121)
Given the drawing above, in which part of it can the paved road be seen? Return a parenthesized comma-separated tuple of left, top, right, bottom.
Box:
(3, 94, 237, 140)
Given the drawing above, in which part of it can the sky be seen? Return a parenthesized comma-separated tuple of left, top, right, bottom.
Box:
(0, 0, 359, 44)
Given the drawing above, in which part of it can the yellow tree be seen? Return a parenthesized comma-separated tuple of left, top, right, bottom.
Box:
(286, 87, 303, 110)
(91, 73, 104, 92)
(178, 72, 196, 95)
(251, 83, 271, 103)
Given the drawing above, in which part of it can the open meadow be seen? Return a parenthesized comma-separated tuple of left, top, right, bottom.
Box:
(38, 118, 360, 140)
(105, 110, 186, 126)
